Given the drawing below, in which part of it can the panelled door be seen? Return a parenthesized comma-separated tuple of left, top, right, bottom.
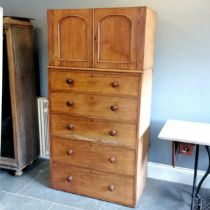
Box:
(94, 8, 145, 70)
(48, 9, 93, 68)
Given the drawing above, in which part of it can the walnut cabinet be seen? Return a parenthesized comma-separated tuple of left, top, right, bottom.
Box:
(1, 17, 39, 176)
(48, 7, 156, 207)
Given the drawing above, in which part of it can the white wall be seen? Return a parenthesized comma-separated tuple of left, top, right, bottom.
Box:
(1, 0, 210, 169)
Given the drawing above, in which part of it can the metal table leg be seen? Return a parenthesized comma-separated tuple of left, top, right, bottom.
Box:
(195, 146, 210, 209)
(191, 146, 210, 210)
(191, 145, 199, 210)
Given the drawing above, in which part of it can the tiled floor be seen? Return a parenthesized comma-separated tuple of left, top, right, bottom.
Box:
(0, 159, 207, 210)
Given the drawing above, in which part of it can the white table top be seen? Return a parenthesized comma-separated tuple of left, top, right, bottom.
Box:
(158, 120, 210, 146)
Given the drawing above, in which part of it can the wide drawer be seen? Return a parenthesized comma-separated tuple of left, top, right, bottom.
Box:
(50, 92, 138, 122)
(51, 162, 134, 206)
(49, 70, 140, 97)
(50, 114, 137, 148)
(51, 137, 135, 176)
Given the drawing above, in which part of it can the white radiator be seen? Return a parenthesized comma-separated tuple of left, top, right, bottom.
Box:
(37, 97, 50, 158)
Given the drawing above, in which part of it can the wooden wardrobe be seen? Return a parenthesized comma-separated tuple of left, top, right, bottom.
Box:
(48, 7, 156, 207)
(1, 17, 39, 176)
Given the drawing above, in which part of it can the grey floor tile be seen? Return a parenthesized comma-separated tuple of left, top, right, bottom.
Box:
(101, 179, 192, 210)
(0, 167, 10, 178)
(18, 165, 104, 210)
(132, 179, 192, 210)
(1, 159, 210, 210)
(49, 203, 82, 210)
(0, 190, 52, 210)
(100, 201, 120, 210)
(0, 159, 48, 193)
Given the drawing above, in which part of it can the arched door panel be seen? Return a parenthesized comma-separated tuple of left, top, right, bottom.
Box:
(48, 9, 93, 68)
(94, 8, 145, 70)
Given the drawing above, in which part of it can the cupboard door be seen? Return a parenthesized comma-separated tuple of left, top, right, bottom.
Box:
(94, 7, 145, 70)
(48, 9, 93, 68)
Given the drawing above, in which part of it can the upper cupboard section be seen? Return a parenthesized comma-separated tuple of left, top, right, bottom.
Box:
(48, 7, 156, 70)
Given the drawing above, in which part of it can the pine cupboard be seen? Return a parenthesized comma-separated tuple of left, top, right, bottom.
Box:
(48, 7, 156, 207)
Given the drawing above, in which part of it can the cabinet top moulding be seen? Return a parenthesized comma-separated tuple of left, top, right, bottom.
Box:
(48, 6, 154, 11)
(48, 7, 156, 71)
(4, 17, 33, 28)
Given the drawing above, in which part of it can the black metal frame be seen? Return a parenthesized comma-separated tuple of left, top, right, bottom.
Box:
(191, 145, 210, 210)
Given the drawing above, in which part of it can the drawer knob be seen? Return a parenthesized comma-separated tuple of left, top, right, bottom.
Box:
(66, 100, 73, 107)
(67, 149, 73, 156)
(67, 176, 73, 182)
(109, 156, 116, 163)
(111, 81, 119, 88)
(110, 105, 118, 111)
(109, 130, 117, 136)
(108, 184, 115, 192)
(66, 79, 74, 85)
(67, 124, 74, 130)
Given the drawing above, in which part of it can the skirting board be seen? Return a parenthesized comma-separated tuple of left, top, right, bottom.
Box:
(147, 162, 210, 189)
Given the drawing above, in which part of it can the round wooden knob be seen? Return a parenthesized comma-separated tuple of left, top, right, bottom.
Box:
(67, 176, 73, 182)
(109, 130, 117, 136)
(110, 105, 118, 111)
(109, 157, 116, 163)
(67, 124, 74, 130)
(67, 149, 73, 156)
(108, 184, 115, 192)
(111, 81, 119, 88)
(66, 79, 74, 85)
(66, 100, 73, 107)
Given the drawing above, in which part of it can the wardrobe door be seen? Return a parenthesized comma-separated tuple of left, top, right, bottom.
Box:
(48, 9, 93, 68)
(94, 7, 145, 70)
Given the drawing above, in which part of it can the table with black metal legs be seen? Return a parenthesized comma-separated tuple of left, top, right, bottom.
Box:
(158, 120, 210, 210)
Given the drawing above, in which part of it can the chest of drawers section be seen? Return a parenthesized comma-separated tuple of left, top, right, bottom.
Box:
(49, 69, 141, 206)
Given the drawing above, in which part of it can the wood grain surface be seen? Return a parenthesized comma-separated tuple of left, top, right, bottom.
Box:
(51, 162, 134, 206)
(49, 69, 140, 97)
(50, 114, 137, 148)
(51, 137, 135, 176)
(50, 92, 138, 122)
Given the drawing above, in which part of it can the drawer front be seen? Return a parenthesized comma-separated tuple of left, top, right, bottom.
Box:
(51, 137, 135, 176)
(49, 70, 140, 97)
(51, 162, 134, 206)
(50, 114, 137, 148)
(50, 92, 138, 122)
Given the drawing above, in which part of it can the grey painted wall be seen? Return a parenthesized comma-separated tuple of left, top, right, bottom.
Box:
(1, 0, 210, 170)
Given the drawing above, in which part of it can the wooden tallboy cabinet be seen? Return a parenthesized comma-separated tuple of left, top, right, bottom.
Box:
(48, 7, 156, 207)
(1, 17, 39, 176)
